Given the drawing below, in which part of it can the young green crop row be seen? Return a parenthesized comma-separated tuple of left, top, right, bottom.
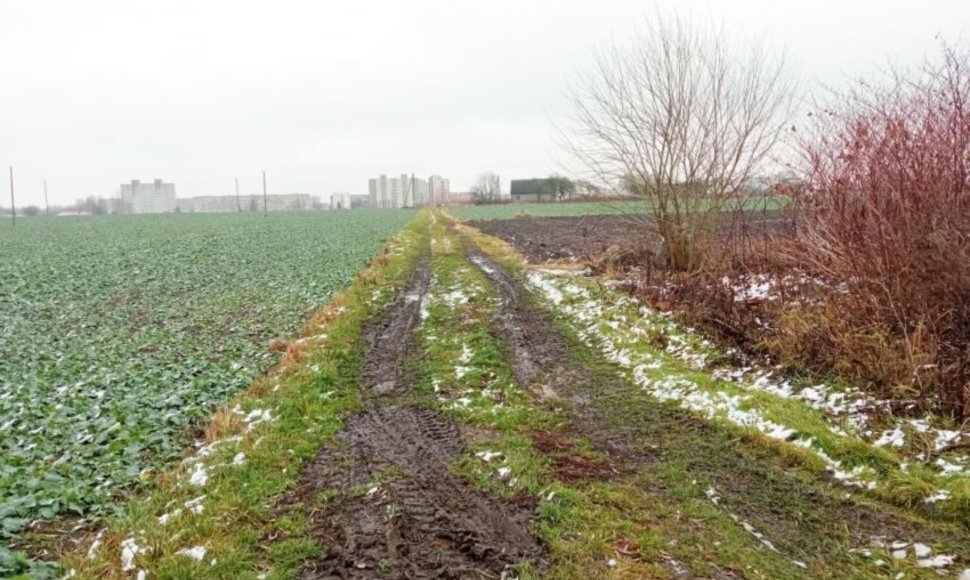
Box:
(0, 211, 412, 575)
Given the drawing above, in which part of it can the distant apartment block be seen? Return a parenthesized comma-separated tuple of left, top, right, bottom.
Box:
(368, 173, 448, 208)
(176, 193, 315, 213)
(120, 179, 176, 214)
(429, 175, 450, 206)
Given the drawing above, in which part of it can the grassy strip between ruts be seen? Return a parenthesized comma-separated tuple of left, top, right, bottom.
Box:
(54, 213, 430, 579)
(414, 216, 837, 578)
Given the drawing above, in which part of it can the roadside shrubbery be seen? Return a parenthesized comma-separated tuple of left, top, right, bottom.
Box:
(630, 45, 970, 421)
(777, 44, 970, 418)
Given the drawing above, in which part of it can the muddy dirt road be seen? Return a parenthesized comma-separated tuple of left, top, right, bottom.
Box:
(292, 254, 543, 579)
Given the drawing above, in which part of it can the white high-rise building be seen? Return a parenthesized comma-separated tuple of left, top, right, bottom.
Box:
(368, 173, 443, 208)
(119, 179, 176, 214)
(429, 175, 451, 206)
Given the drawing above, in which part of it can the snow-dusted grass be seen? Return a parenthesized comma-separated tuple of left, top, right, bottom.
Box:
(527, 268, 970, 521)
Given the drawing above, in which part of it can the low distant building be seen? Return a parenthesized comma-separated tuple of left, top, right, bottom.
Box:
(330, 193, 352, 210)
(349, 194, 370, 209)
(120, 179, 176, 214)
(509, 178, 561, 202)
(177, 193, 315, 213)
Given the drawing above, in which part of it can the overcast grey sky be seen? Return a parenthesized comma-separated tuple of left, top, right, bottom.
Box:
(1, 0, 969, 206)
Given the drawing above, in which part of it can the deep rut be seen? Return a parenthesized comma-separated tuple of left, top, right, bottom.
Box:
(292, 253, 543, 579)
(358, 256, 431, 396)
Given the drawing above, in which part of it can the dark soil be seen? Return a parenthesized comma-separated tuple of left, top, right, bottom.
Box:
(295, 407, 541, 579)
(358, 256, 432, 396)
(469, 209, 797, 264)
(529, 431, 618, 483)
(470, 214, 650, 263)
(291, 256, 544, 579)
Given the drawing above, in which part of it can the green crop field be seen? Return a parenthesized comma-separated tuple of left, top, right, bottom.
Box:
(450, 196, 789, 221)
(0, 211, 411, 569)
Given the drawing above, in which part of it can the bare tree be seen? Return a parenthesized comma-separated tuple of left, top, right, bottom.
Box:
(565, 12, 795, 271)
(471, 172, 502, 203)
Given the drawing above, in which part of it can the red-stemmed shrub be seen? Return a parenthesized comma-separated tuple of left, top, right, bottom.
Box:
(782, 44, 970, 418)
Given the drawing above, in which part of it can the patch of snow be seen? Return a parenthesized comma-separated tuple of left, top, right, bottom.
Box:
(476, 450, 502, 462)
(917, 554, 955, 568)
(177, 546, 207, 561)
(188, 463, 208, 487)
(86, 529, 105, 560)
(231, 452, 246, 466)
(185, 495, 206, 515)
(470, 255, 496, 275)
(120, 537, 142, 572)
(924, 489, 951, 503)
(874, 427, 905, 449)
(243, 409, 273, 431)
(158, 508, 182, 525)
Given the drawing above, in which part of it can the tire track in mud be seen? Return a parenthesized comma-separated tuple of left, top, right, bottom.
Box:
(358, 255, 431, 396)
(462, 240, 646, 464)
(290, 252, 544, 579)
(466, 252, 570, 390)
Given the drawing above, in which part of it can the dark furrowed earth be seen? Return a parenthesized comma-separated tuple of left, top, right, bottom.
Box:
(468, 209, 797, 263)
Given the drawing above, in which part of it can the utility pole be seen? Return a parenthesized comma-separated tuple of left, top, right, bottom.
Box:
(44, 180, 49, 216)
(262, 171, 267, 216)
(8, 167, 15, 227)
(235, 177, 241, 212)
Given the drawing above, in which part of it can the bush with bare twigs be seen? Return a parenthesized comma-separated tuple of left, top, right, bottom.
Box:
(770, 44, 970, 418)
(565, 11, 795, 272)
